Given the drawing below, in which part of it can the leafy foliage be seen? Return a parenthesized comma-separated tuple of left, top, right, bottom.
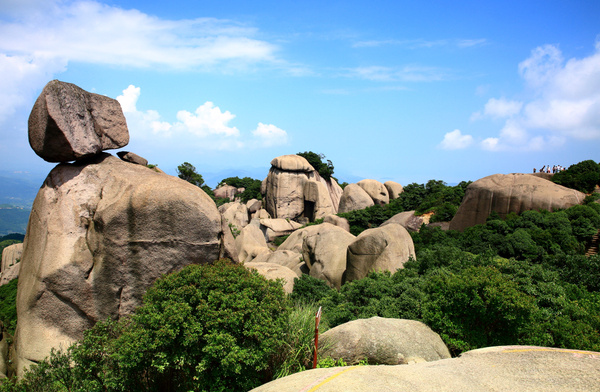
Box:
(551, 159, 600, 193)
(297, 151, 334, 180)
(219, 176, 263, 202)
(1, 260, 291, 392)
(176, 162, 215, 198)
(0, 278, 18, 335)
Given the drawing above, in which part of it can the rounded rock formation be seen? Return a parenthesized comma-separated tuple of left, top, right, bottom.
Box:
(450, 173, 586, 232)
(338, 183, 375, 213)
(357, 179, 389, 205)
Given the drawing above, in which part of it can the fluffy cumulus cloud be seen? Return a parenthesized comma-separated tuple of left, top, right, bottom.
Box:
(117, 85, 288, 151)
(439, 129, 474, 150)
(0, 0, 280, 126)
(471, 40, 600, 151)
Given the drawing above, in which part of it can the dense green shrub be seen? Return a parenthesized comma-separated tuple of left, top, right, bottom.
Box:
(219, 176, 263, 202)
(0, 279, 18, 335)
(1, 260, 291, 392)
(296, 151, 334, 180)
(552, 159, 600, 193)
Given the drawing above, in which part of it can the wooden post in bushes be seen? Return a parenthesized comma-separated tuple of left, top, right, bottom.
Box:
(313, 306, 322, 369)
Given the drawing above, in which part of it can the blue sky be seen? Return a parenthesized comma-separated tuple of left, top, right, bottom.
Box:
(1, 0, 599, 187)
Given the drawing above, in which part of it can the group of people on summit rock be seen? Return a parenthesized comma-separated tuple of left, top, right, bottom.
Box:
(534, 165, 565, 174)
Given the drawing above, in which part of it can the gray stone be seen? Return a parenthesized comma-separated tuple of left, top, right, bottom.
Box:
(303, 180, 335, 220)
(251, 345, 600, 392)
(323, 214, 350, 232)
(252, 250, 307, 276)
(116, 151, 148, 166)
(344, 224, 415, 283)
(357, 179, 389, 205)
(382, 211, 429, 232)
(13, 153, 221, 376)
(384, 181, 404, 200)
(320, 317, 450, 365)
(259, 218, 303, 242)
(214, 184, 239, 200)
(244, 262, 297, 294)
(302, 224, 355, 289)
(338, 184, 374, 213)
(28, 80, 129, 162)
(450, 173, 585, 231)
(235, 224, 270, 264)
(1, 243, 22, 273)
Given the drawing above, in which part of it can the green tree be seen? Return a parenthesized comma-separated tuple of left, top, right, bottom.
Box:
(552, 160, 600, 193)
(297, 151, 334, 180)
(176, 162, 215, 198)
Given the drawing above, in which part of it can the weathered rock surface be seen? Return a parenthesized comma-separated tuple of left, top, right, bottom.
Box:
(260, 218, 303, 242)
(303, 180, 335, 220)
(264, 155, 314, 220)
(235, 224, 270, 263)
(246, 199, 262, 214)
(251, 346, 600, 392)
(244, 262, 297, 294)
(357, 179, 389, 205)
(277, 224, 327, 254)
(450, 173, 586, 232)
(323, 214, 350, 232)
(14, 153, 221, 376)
(384, 181, 404, 200)
(320, 317, 450, 365)
(338, 184, 374, 213)
(28, 80, 129, 162)
(214, 184, 239, 200)
(0, 322, 8, 379)
(220, 202, 249, 261)
(1, 243, 22, 274)
(252, 250, 307, 276)
(382, 211, 429, 232)
(302, 223, 355, 289)
(116, 151, 148, 166)
(344, 224, 415, 283)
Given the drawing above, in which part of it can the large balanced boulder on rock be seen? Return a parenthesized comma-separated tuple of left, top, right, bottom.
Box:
(251, 346, 600, 392)
(302, 223, 355, 289)
(338, 183, 374, 213)
(320, 317, 450, 365)
(28, 80, 129, 162)
(14, 153, 221, 376)
(450, 173, 586, 231)
(344, 224, 415, 283)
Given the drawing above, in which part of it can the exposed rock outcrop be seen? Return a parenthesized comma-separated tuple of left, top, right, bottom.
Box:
(244, 262, 297, 294)
(382, 211, 430, 232)
(214, 184, 240, 200)
(1, 243, 22, 285)
(220, 202, 250, 261)
(301, 223, 355, 289)
(450, 173, 586, 232)
(357, 179, 389, 206)
(338, 183, 374, 213)
(384, 180, 404, 200)
(234, 224, 270, 264)
(14, 154, 221, 376)
(344, 224, 415, 283)
(320, 317, 450, 365)
(323, 214, 350, 232)
(251, 346, 600, 392)
(303, 180, 334, 220)
(252, 250, 306, 276)
(28, 80, 129, 162)
(259, 218, 303, 242)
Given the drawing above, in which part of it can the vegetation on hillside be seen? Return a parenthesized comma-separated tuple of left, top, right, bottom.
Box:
(551, 159, 600, 193)
(338, 180, 470, 236)
(218, 176, 263, 202)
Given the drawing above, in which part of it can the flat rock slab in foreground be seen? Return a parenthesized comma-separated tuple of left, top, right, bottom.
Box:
(252, 346, 600, 392)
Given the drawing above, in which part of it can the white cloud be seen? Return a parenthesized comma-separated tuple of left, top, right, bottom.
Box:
(0, 54, 66, 123)
(117, 85, 287, 151)
(0, 1, 277, 70)
(252, 123, 289, 147)
(348, 65, 447, 82)
(439, 129, 474, 150)
(473, 39, 600, 151)
(0, 0, 281, 125)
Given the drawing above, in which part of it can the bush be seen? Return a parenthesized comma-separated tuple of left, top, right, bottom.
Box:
(552, 160, 600, 193)
(0, 278, 18, 335)
(297, 152, 334, 180)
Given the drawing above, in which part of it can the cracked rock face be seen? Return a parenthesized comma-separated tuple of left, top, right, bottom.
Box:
(28, 80, 129, 162)
(14, 154, 221, 376)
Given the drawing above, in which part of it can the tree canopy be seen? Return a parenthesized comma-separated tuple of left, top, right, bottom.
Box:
(297, 151, 334, 180)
